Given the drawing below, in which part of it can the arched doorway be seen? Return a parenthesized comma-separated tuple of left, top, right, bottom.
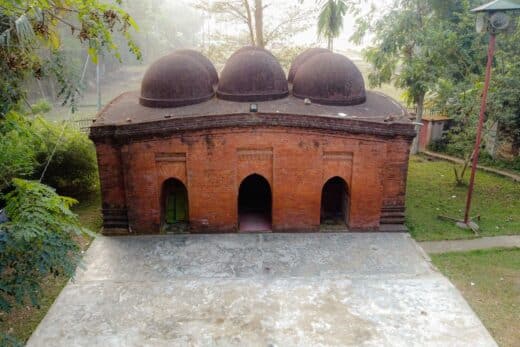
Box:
(320, 176, 348, 226)
(238, 174, 272, 232)
(161, 178, 189, 233)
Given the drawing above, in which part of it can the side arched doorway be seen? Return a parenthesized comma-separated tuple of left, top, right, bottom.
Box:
(238, 174, 272, 232)
(161, 178, 189, 233)
(320, 176, 348, 227)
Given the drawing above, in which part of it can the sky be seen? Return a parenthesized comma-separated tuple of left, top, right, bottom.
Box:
(183, 0, 395, 52)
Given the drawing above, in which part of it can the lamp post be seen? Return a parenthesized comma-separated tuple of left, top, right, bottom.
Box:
(462, 1, 520, 228)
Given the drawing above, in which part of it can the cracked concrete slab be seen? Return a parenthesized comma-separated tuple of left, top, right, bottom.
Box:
(27, 233, 497, 347)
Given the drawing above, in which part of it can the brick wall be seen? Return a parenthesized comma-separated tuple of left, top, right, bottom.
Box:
(95, 126, 412, 233)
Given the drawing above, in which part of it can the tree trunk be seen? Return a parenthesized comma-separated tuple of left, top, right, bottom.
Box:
(243, 0, 256, 46)
(327, 36, 332, 51)
(410, 93, 425, 155)
(254, 0, 264, 48)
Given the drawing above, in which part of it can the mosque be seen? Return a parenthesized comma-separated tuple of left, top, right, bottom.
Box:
(90, 46, 415, 234)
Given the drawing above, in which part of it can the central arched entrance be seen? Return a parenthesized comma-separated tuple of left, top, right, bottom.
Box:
(238, 174, 272, 232)
(320, 176, 348, 227)
(161, 178, 189, 233)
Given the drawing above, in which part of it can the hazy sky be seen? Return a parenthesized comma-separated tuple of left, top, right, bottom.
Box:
(183, 0, 394, 51)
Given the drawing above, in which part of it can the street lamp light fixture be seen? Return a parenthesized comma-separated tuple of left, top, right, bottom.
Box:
(460, 1, 520, 231)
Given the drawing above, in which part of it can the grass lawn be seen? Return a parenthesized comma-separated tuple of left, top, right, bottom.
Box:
(0, 193, 102, 344)
(431, 248, 520, 347)
(406, 156, 520, 241)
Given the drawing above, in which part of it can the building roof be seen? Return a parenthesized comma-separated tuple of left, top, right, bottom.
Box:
(139, 53, 214, 107)
(92, 89, 411, 129)
(217, 47, 288, 101)
(91, 47, 415, 141)
(292, 52, 366, 106)
(174, 49, 219, 85)
(288, 48, 330, 83)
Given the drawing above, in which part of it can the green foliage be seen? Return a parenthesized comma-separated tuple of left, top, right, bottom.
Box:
(29, 99, 52, 114)
(317, 0, 348, 50)
(0, 333, 23, 347)
(32, 118, 99, 198)
(478, 153, 520, 173)
(0, 113, 37, 191)
(0, 179, 90, 313)
(0, 0, 141, 115)
(0, 111, 99, 198)
(349, 0, 469, 106)
(348, 0, 519, 159)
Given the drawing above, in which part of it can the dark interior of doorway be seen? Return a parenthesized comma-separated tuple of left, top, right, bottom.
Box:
(320, 176, 348, 228)
(238, 174, 272, 232)
(162, 178, 189, 233)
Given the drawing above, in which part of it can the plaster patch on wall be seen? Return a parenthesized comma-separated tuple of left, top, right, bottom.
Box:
(237, 148, 273, 161)
(155, 152, 186, 162)
(323, 151, 353, 162)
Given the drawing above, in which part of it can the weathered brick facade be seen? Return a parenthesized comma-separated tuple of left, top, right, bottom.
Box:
(92, 115, 413, 234)
(90, 47, 415, 234)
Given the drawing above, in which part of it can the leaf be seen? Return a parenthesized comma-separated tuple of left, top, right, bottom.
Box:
(14, 14, 36, 45)
(88, 47, 98, 64)
(48, 31, 60, 49)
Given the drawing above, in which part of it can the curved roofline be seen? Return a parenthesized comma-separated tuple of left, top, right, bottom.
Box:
(292, 92, 366, 106)
(90, 112, 415, 143)
(139, 93, 214, 108)
(216, 90, 289, 102)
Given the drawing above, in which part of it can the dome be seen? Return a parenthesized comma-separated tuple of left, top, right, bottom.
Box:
(292, 53, 366, 106)
(217, 47, 288, 102)
(174, 49, 219, 85)
(287, 48, 329, 83)
(139, 53, 214, 108)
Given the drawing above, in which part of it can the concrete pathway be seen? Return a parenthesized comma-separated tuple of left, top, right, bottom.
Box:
(27, 233, 496, 347)
(419, 235, 520, 254)
(422, 150, 520, 182)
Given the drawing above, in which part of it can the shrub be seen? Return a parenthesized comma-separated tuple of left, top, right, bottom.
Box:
(0, 112, 37, 192)
(32, 117, 99, 198)
(0, 179, 90, 313)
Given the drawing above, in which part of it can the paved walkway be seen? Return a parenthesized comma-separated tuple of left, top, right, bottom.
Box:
(419, 235, 520, 254)
(421, 150, 520, 182)
(27, 233, 496, 347)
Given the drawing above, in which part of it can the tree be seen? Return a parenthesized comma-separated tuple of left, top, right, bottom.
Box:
(0, 2, 140, 343)
(0, 0, 141, 115)
(0, 178, 90, 313)
(349, 0, 470, 154)
(317, 0, 347, 51)
(195, 1, 313, 54)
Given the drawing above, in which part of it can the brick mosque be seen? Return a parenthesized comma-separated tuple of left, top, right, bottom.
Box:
(90, 46, 416, 234)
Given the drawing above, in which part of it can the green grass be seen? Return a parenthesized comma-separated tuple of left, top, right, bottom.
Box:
(431, 248, 520, 347)
(406, 156, 520, 241)
(73, 191, 102, 232)
(0, 193, 101, 344)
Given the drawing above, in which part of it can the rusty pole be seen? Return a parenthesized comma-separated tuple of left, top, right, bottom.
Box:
(464, 33, 496, 224)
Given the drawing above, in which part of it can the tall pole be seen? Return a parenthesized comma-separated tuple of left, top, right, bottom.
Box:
(96, 55, 101, 111)
(464, 33, 496, 224)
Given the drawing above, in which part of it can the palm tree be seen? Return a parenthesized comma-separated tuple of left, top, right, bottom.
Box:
(317, 0, 347, 52)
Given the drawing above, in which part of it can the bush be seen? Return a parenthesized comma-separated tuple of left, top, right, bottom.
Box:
(428, 138, 448, 153)
(32, 117, 99, 198)
(0, 112, 99, 198)
(478, 152, 520, 173)
(0, 113, 37, 192)
(0, 179, 89, 313)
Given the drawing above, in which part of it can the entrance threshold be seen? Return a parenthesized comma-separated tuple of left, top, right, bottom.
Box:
(238, 212, 272, 232)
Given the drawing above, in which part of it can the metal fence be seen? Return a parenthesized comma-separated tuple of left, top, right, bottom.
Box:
(69, 117, 95, 134)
